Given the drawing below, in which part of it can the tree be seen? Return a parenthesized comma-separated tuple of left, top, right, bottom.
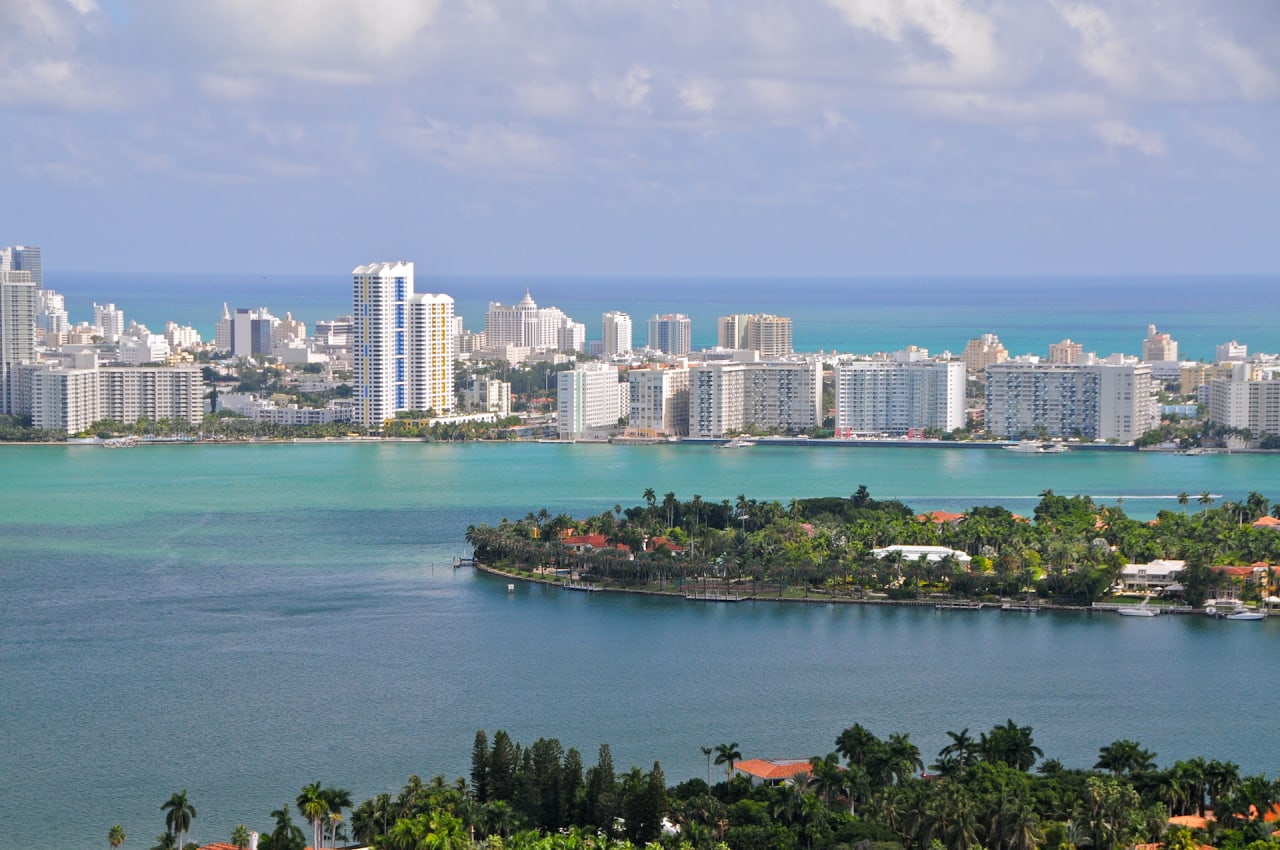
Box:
(261, 805, 305, 850)
(937, 728, 980, 773)
(1095, 739, 1157, 777)
(297, 782, 329, 850)
(161, 791, 196, 850)
(701, 745, 714, 786)
(979, 720, 1043, 771)
(231, 824, 250, 850)
(471, 730, 490, 802)
(1177, 492, 1189, 513)
(713, 741, 742, 785)
(109, 824, 126, 850)
(1199, 491, 1215, 509)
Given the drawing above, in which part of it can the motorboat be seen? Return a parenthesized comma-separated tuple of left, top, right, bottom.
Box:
(719, 437, 757, 449)
(1225, 609, 1265, 621)
(1118, 598, 1157, 616)
(1004, 440, 1069, 454)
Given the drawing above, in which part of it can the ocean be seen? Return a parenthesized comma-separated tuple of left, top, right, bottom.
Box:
(45, 271, 1280, 361)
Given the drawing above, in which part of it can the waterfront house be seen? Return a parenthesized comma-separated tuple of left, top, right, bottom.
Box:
(1120, 559, 1186, 591)
(871, 545, 971, 565)
(733, 758, 813, 786)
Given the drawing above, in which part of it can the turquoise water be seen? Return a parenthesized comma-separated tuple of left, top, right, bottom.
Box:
(2, 443, 1279, 850)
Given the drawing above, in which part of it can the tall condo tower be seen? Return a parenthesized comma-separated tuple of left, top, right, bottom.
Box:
(0, 270, 37, 414)
(353, 261, 456, 429)
(0, 246, 42, 287)
(647, 313, 692, 355)
(602, 311, 633, 357)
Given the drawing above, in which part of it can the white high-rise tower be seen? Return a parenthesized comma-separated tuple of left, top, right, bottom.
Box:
(602, 311, 632, 357)
(353, 261, 456, 429)
(1, 270, 37, 414)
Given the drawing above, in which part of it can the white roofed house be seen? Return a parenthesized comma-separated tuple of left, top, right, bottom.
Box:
(1119, 559, 1185, 591)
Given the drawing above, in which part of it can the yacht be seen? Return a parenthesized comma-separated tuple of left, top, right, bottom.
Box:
(719, 437, 757, 449)
(1004, 441, 1069, 454)
(1225, 609, 1265, 621)
(1118, 599, 1157, 617)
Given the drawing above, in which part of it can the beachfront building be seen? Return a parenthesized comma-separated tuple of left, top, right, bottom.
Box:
(717, 313, 793, 357)
(0, 269, 37, 415)
(557, 362, 626, 439)
(960, 333, 1008, 381)
(688, 359, 822, 438)
(93, 303, 125, 343)
(17, 363, 207, 433)
(646, 314, 692, 356)
(483, 292, 584, 354)
(1142, 324, 1178, 362)
(1120, 559, 1186, 591)
(984, 361, 1157, 442)
(834, 358, 965, 436)
(353, 261, 457, 429)
(602, 311, 633, 357)
(1048, 339, 1084, 364)
(628, 364, 690, 437)
(1207, 365, 1280, 438)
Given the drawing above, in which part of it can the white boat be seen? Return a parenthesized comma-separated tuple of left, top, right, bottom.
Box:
(1118, 598, 1157, 616)
(1004, 441, 1068, 454)
(1225, 609, 1265, 621)
(719, 437, 757, 449)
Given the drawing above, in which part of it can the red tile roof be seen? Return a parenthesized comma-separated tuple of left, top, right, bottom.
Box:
(734, 759, 813, 781)
(918, 510, 965, 524)
(1253, 516, 1280, 529)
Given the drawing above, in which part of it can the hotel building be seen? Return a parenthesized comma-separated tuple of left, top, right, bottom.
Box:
(984, 361, 1157, 442)
(834, 359, 965, 435)
(688, 359, 821, 438)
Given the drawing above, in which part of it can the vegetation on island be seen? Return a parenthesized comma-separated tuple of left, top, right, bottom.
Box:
(467, 489, 1280, 607)
(129, 723, 1279, 850)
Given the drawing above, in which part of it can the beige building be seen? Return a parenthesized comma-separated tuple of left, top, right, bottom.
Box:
(717, 314, 793, 357)
(960, 333, 1008, 380)
(628, 365, 690, 437)
(1048, 339, 1083, 364)
(1142, 324, 1179, 362)
(1207, 365, 1280, 438)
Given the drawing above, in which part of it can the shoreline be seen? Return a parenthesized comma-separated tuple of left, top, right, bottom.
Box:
(470, 562, 1217, 617)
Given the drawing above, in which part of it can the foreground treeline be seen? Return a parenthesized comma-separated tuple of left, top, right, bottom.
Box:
(467, 488, 1280, 605)
(145, 722, 1279, 850)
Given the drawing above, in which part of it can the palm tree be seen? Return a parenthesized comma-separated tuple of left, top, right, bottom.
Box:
(700, 745, 713, 786)
(1199, 491, 1215, 509)
(161, 791, 196, 850)
(937, 728, 979, 771)
(713, 742, 742, 785)
(1095, 739, 1157, 777)
(231, 824, 250, 850)
(1178, 492, 1189, 513)
(297, 783, 329, 850)
(109, 824, 126, 850)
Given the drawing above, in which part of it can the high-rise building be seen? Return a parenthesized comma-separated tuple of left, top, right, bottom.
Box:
(483, 291, 583, 353)
(353, 261, 456, 429)
(232, 307, 278, 359)
(1048, 339, 1083, 364)
(717, 314, 793, 357)
(405, 292, 456, 416)
(646, 314, 692, 355)
(93, 303, 125, 343)
(834, 359, 965, 436)
(960, 333, 1008, 380)
(215, 304, 233, 353)
(602, 311, 633, 357)
(557, 362, 626, 439)
(0, 246, 43, 287)
(628, 365, 690, 436)
(35, 289, 69, 337)
(1142, 324, 1178, 362)
(1207, 365, 1280, 438)
(984, 361, 1157, 442)
(1, 270, 38, 414)
(688, 359, 822, 438)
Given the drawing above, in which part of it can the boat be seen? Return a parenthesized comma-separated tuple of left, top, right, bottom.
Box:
(719, 437, 757, 449)
(935, 601, 984, 610)
(1118, 598, 1157, 617)
(685, 593, 744, 602)
(1004, 440, 1068, 454)
(1225, 609, 1265, 621)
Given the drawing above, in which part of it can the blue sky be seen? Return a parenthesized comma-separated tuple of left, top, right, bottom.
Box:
(2, 0, 1277, 275)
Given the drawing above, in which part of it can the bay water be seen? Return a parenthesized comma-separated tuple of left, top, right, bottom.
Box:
(2, 442, 1278, 850)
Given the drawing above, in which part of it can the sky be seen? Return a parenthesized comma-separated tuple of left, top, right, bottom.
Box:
(2, 0, 1277, 276)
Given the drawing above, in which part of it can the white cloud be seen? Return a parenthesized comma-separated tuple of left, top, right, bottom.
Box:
(1194, 124, 1260, 162)
(591, 65, 653, 112)
(822, 0, 1003, 85)
(1093, 119, 1166, 156)
(1201, 33, 1280, 101)
(678, 78, 718, 113)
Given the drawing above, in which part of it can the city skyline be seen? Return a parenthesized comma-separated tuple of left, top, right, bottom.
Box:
(2, 1, 1277, 277)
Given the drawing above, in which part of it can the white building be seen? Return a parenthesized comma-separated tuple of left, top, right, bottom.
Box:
(0, 245, 42, 286)
(1216, 341, 1247, 363)
(164, 322, 202, 350)
(99, 366, 205, 426)
(484, 291, 583, 353)
(1121, 559, 1185, 591)
(688, 359, 822, 438)
(557, 362, 625, 439)
(463, 378, 512, 418)
(36, 289, 69, 337)
(985, 361, 1157, 442)
(834, 359, 965, 435)
(215, 304, 233, 353)
(353, 262, 456, 429)
(405, 292, 456, 416)
(602, 311, 633, 357)
(647, 314, 692, 356)
(1, 270, 37, 414)
(117, 334, 171, 365)
(1207, 365, 1280, 438)
(93, 303, 125, 343)
(628, 365, 690, 437)
(871, 545, 971, 565)
(232, 307, 278, 359)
